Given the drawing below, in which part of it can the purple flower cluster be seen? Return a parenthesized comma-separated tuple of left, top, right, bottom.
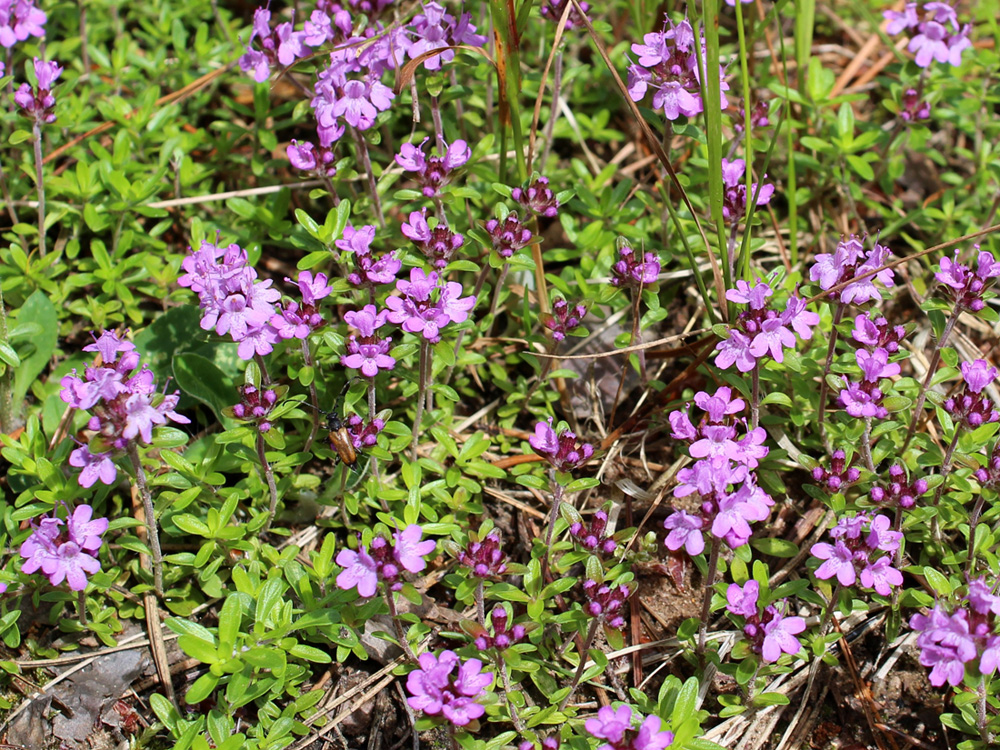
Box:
(335, 524, 435, 597)
(473, 606, 526, 651)
(626, 15, 727, 121)
(395, 138, 471, 197)
(583, 580, 631, 630)
(271, 271, 333, 341)
(721, 158, 774, 223)
(512, 177, 560, 218)
(287, 139, 338, 177)
(611, 241, 661, 289)
(975, 441, 1000, 489)
(584, 704, 675, 750)
(945, 359, 1000, 430)
(232, 384, 279, 433)
(725, 580, 807, 663)
(485, 211, 534, 259)
(810, 513, 902, 596)
(177, 241, 283, 360)
(61, 331, 190, 487)
(345, 413, 385, 449)
(458, 529, 508, 578)
(732, 99, 770, 134)
(336, 224, 402, 289)
(850, 311, 906, 354)
(341, 304, 396, 377)
(714, 279, 818, 372)
(811, 449, 861, 493)
(664, 387, 773, 551)
(405, 650, 493, 727)
(838, 347, 901, 420)
(570, 509, 618, 556)
(239, 8, 310, 83)
(911, 579, 1000, 687)
(402, 209, 465, 269)
(0, 0, 45, 47)
(542, 297, 587, 341)
(869, 463, 928, 509)
(899, 88, 931, 122)
(539, 0, 590, 29)
(384, 267, 476, 343)
(884, 2, 971, 68)
(15, 57, 61, 124)
(20, 506, 108, 591)
(407, 2, 487, 71)
(935, 247, 1000, 312)
(529, 418, 595, 472)
(809, 235, 895, 304)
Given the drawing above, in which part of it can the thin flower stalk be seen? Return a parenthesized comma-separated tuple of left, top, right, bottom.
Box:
(540, 50, 563, 169)
(411, 338, 430, 461)
(353, 127, 385, 229)
(258, 430, 280, 532)
(697, 537, 722, 660)
(904, 305, 961, 449)
(861, 417, 876, 472)
(817, 302, 847, 450)
(557, 615, 600, 711)
(32, 121, 45, 256)
(300, 338, 321, 455)
(128, 442, 164, 597)
(385, 587, 420, 664)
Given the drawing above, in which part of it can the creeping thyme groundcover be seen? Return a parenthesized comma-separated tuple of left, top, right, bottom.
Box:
(0, 0, 999, 748)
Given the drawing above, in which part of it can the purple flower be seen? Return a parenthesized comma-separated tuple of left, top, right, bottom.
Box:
(458, 529, 508, 578)
(542, 297, 587, 341)
(529, 418, 595, 472)
(15, 57, 62, 123)
(611, 241, 660, 288)
(811, 513, 901, 595)
(336, 524, 435, 596)
(859, 556, 904, 596)
(485, 211, 533, 259)
(911, 605, 977, 686)
(935, 248, 1000, 312)
(884, 2, 971, 68)
(60, 333, 189, 485)
(961, 359, 998, 394)
(19, 506, 108, 591)
(406, 650, 493, 727)
(869, 463, 928, 509)
(714, 330, 756, 372)
(512, 177, 560, 218)
(238, 8, 311, 82)
(384, 268, 475, 343)
(68, 445, 118, 487)
(760, 607, 806, 662)
(408, 2, 487, 71)
(287, 138, 338, 177)
(583, 580, 631, 629)
(899, 88, 931, 122)
(401, 209, 465, 269)
(721, 158, 774, 222)
(395, 137, 471, 197)
(393, 525, 436, 573)
(663, 510, 705, 556)
(340, 414, 383, 450)
(809, 235, 895, 304)
(726, 579, 760, 618)
(627, 16, 725, 121)
(539, 0, 590, 29)
(335, 544, 380, 597)
(0, 0, 46, 48)
(585, 705, 633, 747)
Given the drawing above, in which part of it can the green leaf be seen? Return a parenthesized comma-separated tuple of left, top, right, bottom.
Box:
(753, 692, 791, 707)
(923, 566, 952, 597)
(218, 594, 243, 651)
(0, 343, 20, 368)
(750, 537, 799, 558)
(185, 672, 220, 704)
(12, 292, 57, 409)
(173, 352, 236, 426)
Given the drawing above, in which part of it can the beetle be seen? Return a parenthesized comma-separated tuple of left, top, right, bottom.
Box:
(325, 407, 358, 468)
